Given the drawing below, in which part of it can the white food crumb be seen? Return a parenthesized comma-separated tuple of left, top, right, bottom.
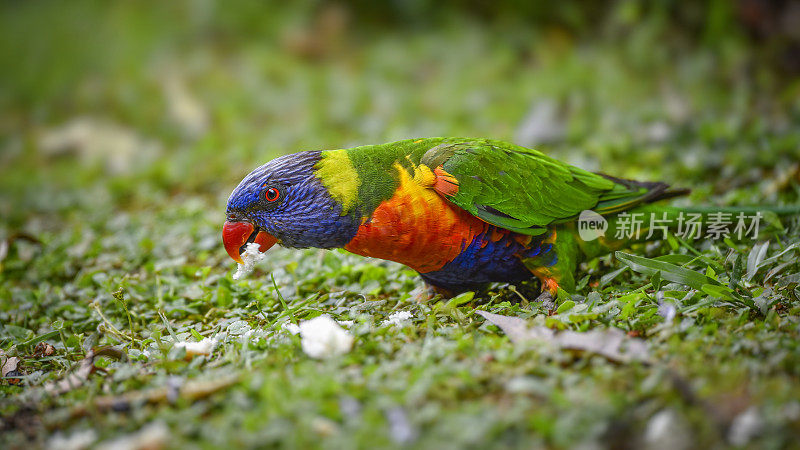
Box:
(299, 315, 353, 358)
(383, 311, 413, 326)
(232, 242, 266, 280)
(337, 320, 354, 327)
(281, 322, 301, 335)
(174, 337, 216, 357)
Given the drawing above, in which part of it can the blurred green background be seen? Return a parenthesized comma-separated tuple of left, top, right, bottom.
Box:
(2, 0, 799, 221)
(2, 1, 800, 448)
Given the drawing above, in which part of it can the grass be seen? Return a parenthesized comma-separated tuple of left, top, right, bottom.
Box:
(1, 1, 800, 448)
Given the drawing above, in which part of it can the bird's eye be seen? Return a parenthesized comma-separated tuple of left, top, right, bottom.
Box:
(265, 187, 280, 202)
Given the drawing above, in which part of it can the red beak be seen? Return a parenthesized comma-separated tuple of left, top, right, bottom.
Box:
(222, 221, 278, 264)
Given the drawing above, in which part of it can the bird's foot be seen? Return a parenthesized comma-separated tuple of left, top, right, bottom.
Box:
(412, 283, 453, 303)
(541, 277, 560, 297)
(535, 290, 556, 312)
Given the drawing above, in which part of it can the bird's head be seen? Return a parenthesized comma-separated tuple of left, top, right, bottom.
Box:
(223, 151, 359, 263)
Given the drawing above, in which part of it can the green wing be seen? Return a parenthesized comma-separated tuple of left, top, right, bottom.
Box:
(421, 139, 679, 235)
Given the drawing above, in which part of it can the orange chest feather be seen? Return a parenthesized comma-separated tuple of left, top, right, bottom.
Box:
(343, 167, 488, 273)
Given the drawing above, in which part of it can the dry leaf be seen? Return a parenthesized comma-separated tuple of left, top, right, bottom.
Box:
(476, 311, 554, 343)
(0, 232, 42, 265)
(161, 70, 209, 137)
(477, 310, 651, 363)
(33, 342, 56, 357)
(67, 374, 239, 419)
(2, 355, 23, 384)
(0, 239, 8, 263)
(95, 421, 169, 450)
(38, 117, 161, 175)
(2, 355, 20, 373)
(557, 328, 650, 363)
(45, 347, 125, 395)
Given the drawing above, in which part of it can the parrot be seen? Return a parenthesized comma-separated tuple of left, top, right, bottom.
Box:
(221, 137, 790, 299)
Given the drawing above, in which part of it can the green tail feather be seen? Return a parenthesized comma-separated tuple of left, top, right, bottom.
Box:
(593, 174, 690, 216)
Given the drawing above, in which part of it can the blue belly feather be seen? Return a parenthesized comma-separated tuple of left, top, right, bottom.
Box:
(419, 227, 555, 292)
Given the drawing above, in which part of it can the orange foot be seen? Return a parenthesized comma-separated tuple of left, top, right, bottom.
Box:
(534, 279, 559, 312)
(542, 278, 560, 297)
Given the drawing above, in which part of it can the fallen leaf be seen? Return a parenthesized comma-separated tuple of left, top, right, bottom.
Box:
(0, 232, 42, 265)
(38, 117, 161, 175)
(33, 342, 56, 357)
(44, 347, 126, 395)
(558, 328, 650, 363)
(476, 311, 554, 343)
(1, 354, 16, 375)
(477, 310, 650, 363)
(66, 374, 239, 419)
(746, 241, 769, 281)
(2, 355, 23, 384)
(95, 420, 169, 450)
(0, 239, 7, 263)
(161, 70, 209, 138)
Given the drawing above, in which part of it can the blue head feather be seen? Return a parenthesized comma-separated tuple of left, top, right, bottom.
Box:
(226, 151, 360, 249)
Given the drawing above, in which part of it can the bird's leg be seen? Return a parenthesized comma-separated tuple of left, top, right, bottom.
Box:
(523, 228, 578, 302)
(531, 271, 559, 312)
(539, 277, 561, 297)
(412, 282, 453, 303)
(535, 290, 556, 311)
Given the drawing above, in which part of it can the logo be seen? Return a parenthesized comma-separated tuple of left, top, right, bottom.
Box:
(577, 210, 607, 241)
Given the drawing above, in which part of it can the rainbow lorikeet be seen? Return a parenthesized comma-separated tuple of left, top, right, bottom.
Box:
(222, 137, 693, 298)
